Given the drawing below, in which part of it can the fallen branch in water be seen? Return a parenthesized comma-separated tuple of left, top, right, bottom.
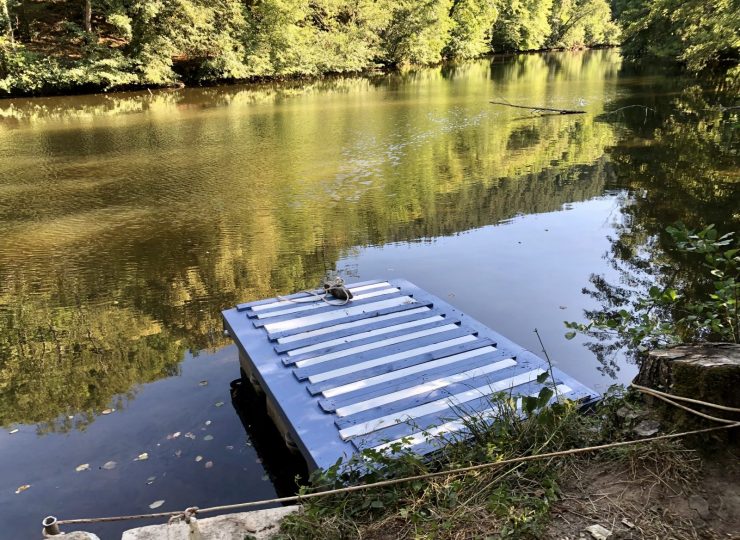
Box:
(489, 100, 586, 115)
(604, 104, 656, 115)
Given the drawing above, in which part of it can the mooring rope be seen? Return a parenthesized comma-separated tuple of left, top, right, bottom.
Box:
(276, 277, 353, 307)
(52, 391, 739, 528)
(631, 383, 740, 413)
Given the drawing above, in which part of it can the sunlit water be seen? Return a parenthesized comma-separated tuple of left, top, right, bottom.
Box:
(1, 49, 736, 538)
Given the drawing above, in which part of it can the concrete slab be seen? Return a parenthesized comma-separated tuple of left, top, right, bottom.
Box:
(121, 505, 300, 540)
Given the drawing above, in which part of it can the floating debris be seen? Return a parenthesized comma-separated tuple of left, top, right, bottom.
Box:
(203, 435, 214, 441)
(101, 408, 115, 415)
(8, 428, 19, 434)
(214, 401, 224, 407)
(261, 474, 269, 482)
(195, 456, 203, 462)
(75, 464, 90, 472)
(199, 380, 208, 387)
(149, 500, 165, 509)
(135, 453, 149, 461)
(146, 476, 156, 485)
(225, 445, 234, 450)
(167, 432, 181, 440)
(102, 461, 117, 470)
(15, 484, 31, 494)
(174, 450, 182, 458)
(184, 432, 196, 440)
(205, 420, 212, 426)
(204, 461, 213, 469)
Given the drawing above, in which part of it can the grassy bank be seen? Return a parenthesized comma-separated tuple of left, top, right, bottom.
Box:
(277, 387, 739, 539)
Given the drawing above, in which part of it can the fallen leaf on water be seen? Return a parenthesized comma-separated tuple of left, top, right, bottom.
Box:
(215, 401, 224, 407)
(195, 455, 203, 462)
(102, 461, 117, 470)
(199, 380, 208, 387)
(15, 484, 30, 494)
(184, 432, 195, 440)
(135, 453, 149, 461)
(9, 428, 18, 434)
(101, 408, 115, 415)
(146, 476, 156, 485)
(203, 435, 214, 441)
(204, 461, 213, 469)
(75, 464, 90, 472)
(149, 500, 165, 509)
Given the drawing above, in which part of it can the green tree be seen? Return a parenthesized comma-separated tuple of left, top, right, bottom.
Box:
(547, 0, 619, 49)
(445, 0, 498, 59)
(382, 0, 453, 66)
(616, 0, 740, 76)
(1, 0, 13, 43)
(490, 0, 553, 52)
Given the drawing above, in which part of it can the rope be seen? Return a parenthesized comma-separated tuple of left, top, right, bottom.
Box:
(55, 418, 739, 527)
(277, 277, 353, 307)
(631, 383, 740, 413)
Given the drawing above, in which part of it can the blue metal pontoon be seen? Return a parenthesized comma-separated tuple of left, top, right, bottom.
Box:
(222, 279, 598, 471)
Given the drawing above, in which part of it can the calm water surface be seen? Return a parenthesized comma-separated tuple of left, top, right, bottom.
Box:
(1, 50, 737, 538)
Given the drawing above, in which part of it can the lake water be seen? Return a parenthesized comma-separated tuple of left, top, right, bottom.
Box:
(1, 49, 737, 538)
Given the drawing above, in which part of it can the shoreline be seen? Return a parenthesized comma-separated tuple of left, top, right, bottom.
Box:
(0, 46, 618, 102)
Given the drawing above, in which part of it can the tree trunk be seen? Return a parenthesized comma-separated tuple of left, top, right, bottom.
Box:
(634, 343, 740, 428)
(1, 0, 13, 44)
(84, 0, 92, 34)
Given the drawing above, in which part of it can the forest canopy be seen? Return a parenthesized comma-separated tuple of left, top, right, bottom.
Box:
(0, 0, 737, 95)
(0, 0, 620, 94)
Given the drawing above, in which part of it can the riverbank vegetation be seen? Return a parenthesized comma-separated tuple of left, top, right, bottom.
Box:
(2, 0, 737, 97)
(279, 385, 739, 539)
(0, 0, 615, 95)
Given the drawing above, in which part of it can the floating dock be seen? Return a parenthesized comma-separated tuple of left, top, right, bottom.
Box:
(222, 279, 598, 471)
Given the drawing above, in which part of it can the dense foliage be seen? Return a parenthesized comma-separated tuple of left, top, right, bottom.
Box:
(0, 0, 618, 95)
(615, 0, 740, 77)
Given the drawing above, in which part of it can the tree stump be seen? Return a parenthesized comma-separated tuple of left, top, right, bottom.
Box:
(634, 343, 740, 428)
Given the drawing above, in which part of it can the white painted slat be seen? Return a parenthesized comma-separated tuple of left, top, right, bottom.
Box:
(307, 335, 478, 384)
(295, 324, 459, 368)
(251, 282, 392, 312)
(335, 358, 518, 417)
(370, 385, 572, 452)
(287, 315, 445, 356)
(277, 307, 431, 344)
(338, 368, 546, 440)
(264, 296, 417, 334)
(256, 288, 401, 319)
(323, 346, 498, 398)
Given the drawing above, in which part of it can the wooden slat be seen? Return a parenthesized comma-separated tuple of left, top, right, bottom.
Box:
(262, 296, 418, 333)
(338, 369, 546, 440)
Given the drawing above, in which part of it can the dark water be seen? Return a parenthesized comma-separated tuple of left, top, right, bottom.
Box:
(1, 50, 737, 538)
